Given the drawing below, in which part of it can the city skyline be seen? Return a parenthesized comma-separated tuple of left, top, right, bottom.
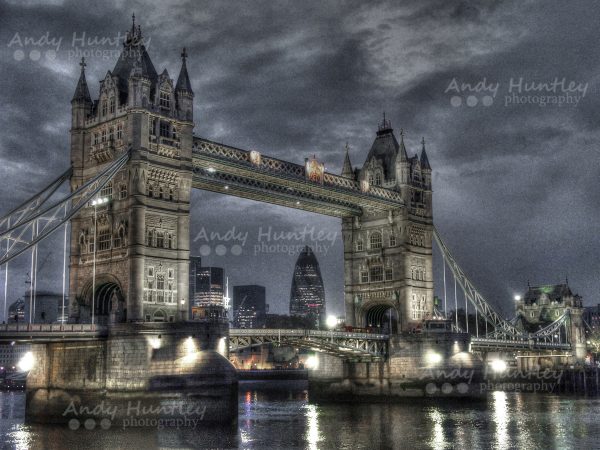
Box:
(0, 1, 598, 321)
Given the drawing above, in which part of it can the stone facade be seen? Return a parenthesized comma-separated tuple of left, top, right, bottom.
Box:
(69, 23, 194, 323)
(343, 119, 433, 331)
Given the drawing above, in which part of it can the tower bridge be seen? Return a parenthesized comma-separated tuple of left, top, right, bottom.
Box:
(0, 16, 589, 422)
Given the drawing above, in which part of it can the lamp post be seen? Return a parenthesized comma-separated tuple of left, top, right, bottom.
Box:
(90, 197, 108, 326)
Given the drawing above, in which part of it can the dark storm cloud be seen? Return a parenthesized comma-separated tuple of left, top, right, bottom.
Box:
(0, 0, 598, 319)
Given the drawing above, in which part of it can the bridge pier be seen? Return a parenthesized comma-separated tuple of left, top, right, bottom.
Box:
(25, 322, 237, 426)
(309, 332, 485, 400)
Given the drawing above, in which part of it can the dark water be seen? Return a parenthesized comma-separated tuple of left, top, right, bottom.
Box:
(0, 382, 599, 449)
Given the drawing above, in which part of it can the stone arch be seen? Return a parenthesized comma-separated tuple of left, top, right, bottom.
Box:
(361, 301, 400, 334)
(79, 274, 126, 325)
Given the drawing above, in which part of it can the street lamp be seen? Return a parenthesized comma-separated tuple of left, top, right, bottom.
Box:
(326, 315, 337, 342)
(90, 196, 108, 326)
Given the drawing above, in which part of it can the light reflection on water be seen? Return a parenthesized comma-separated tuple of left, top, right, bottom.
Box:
(0, 382, 599, 449)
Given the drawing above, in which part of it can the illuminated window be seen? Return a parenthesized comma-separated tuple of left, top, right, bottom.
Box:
(370, 232, 382, 249)
(370, 266, 383, 282)
(156, 275, 165, 303)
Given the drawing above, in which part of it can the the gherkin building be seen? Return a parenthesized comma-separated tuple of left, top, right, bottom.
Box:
(289, 246, 325, 327)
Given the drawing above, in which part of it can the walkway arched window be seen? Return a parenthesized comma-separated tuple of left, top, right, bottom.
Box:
(370, 232, 382, 249)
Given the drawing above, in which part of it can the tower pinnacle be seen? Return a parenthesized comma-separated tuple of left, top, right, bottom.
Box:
(72, 57, 91, 103)
(341, 142, 353, 178)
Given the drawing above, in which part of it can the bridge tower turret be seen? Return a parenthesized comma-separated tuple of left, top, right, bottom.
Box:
(342, 117, 434, 333)
(68, 17, 193, 324)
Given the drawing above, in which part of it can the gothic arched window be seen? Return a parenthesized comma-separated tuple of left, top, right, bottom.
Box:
(109, 97, 115, 114)
(374, 172, 381, 185)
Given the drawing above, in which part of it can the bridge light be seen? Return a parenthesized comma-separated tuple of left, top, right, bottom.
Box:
(91, 197, 109, 206)
(305, 355, 319, 370)
(17, 352, 34, 372)
(207, 167, 216, 173)
(425, 351, 442, 365)
(224, 185, 229, 190)
(326, 315, 337, 329)
(490, 359, 507, 373)
(514, 295, 521, 301)
(149, 335, 161, 349)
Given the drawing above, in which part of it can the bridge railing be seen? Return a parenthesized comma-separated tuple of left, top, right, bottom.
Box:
(0, 323, 100, 333)
(229, 328, 388, 340)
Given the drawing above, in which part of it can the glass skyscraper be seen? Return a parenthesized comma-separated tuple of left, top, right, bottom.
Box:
(289, 246, 326, 327)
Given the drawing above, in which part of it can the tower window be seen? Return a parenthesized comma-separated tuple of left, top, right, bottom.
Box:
(159, 91, 170, 109)
(116, 123, 123, 140)
(119, 184, 127, 199)
(374, 172, 381, 185)
(360, 271, 368, 283)
(101, 100, 107, 117)
(149, 117, 157, 136)
(108, 127, 114, 142)
(109, 97, 115, 114)
(169, 188, 174, 201)
(370, 232, 382, 249)
(148, 184, 154, 197)
(159, 186, 164, 199)
(385, 268, 393, 281)
(100, 181, 112, 200)
(356, 241, 364, 251)
(93, 133, 99, 145)
(172, 126, 178, 140)
(370, 266, 383, 282)
(101, 129, 107, 143)
(159, 121, 170, 137)
(97, 229, 111, 251)
(156, 232, 164, 248)
(389, 235, 396, 247)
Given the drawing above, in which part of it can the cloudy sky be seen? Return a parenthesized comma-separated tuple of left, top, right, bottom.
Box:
(0, 0, 598, 320)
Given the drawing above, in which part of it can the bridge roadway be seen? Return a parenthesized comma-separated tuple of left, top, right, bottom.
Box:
(0, 325, 573, 360)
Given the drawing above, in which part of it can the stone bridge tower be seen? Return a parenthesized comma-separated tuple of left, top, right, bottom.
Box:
(342, 117, 434, 332)
(68, 19, 193, 323)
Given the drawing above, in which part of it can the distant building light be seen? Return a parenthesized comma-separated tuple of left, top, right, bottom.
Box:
(207, 167, 216, 173)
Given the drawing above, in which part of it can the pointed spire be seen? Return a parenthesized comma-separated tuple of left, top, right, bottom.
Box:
(420, 136, 431, 170)
(398, 128, 408, 161)
(72, 57, 91, 103)
(176, 47, 194, 94)
(341, 142, 353, 178)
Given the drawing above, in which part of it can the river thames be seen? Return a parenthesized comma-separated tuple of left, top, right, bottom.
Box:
(0, 381, 599, 449)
